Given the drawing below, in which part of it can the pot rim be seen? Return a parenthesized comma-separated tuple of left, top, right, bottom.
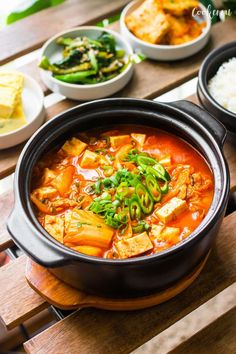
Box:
(13, 98, 230, 265)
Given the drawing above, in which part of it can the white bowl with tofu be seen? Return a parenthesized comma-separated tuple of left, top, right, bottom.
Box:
(0, 71, 45, 150)
(120, 0, 211, 61)
(39, 26, 134, 101)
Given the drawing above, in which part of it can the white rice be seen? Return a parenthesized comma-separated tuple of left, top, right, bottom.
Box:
(208, 57, 236, 114)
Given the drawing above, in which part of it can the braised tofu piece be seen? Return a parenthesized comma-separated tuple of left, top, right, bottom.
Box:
(159, 155, 171, 167)
(42, 168, 56, 185)
(163, 0, 199, 16)
(61, 137, 87, 156)
(152, 224, 180, 245)
(110, 135, 131, 149)
(126, 0, 170, 44)
(44, 215, 64, 243)
(33, 186, 58, 200)
(151, 224, 165, 238)
(71, 245, 103, 257)
(155, 197, 187, 223)
(80, 150, 100, 168)
(116, 232, 153, 259)
(131, 133, 146, 147)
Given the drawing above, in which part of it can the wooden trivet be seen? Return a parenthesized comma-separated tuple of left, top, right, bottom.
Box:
(25, 252, 209, 311)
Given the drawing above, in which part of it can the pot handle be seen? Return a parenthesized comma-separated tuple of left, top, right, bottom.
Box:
(7, 203, 70, 268)
(168, 100, 227, 146)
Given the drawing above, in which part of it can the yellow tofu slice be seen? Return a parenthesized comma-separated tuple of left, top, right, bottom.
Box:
(0, 85, 18, 118)
(116, 232, 153, 259)
(80, 150, 100, 168)
(155, 197, 187, 223)
(44, 215, 64, 243)
(0, 71, 24, 92)
(32, 186, 58, 200)
(0, 99, 27, 134)
(61, 137, 87, 156)
(152, 224, 180, 244)
(110, 135, 131, 149)
(131, 133, 146, 146)
(0, 71, 24, 109)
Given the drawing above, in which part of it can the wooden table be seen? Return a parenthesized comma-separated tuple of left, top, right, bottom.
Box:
(0, 1, 236, 353)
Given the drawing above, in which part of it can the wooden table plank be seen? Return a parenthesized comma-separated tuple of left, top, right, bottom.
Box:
(1, 17, 236, 181)
(0, 256, 47, 329)
(17, 18, 236, 98)
(0, 210, 233, 338)
(0, 0, 129, 65)
(0, 190, 14, 251)
(24, 208, 236, 354)
(169, 307, 236, 354)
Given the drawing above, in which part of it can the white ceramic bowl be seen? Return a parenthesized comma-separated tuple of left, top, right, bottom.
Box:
(120, 0, 211, 61)
(39, 26, 134, 100)
(0, 73, 45, 150)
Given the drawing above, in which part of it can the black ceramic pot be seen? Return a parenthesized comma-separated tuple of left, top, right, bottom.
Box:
(197, 41, 236, 133)
(7, 99, 230, 298)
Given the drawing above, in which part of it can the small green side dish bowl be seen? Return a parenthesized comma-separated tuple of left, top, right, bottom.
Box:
(39, 26, 134, 101)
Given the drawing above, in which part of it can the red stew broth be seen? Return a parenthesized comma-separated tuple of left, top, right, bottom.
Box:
(31, 126, 214, 259)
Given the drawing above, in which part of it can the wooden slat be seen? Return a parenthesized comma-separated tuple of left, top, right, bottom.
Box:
(0, 256, 47, 330)
(0, 17, 236, 180)
(0, 189, 14, 251)
(24, 217, 236, 354)
(0, 309, 55, 353)
(0, 0, 129, 65)
(0, 210, 233, 344)
(169, 307, 236, 354)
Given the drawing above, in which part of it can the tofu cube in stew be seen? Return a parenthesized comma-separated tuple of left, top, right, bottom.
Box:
(42, 168, 56, 184)
(61, 137, 87, 156)
(131, 133, 146, 146)
(44, 215, 64, 243)
(159, 155, 171, 166)
(71, 245, 103, 257)
(152, 224, 180, 245)
(80, 150, 100, 168)
(155, 197, 187, 223)
(33, 186, 57, 199)
(110, 135, 130, 149)
(116, 232, 153, 259)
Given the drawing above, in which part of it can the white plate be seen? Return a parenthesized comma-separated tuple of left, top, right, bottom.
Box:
(120, 0, 211, 61)
(0, 72, 45, 150)
(39, 26, 134, 101)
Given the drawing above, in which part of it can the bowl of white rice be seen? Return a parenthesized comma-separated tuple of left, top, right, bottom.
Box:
(197, 41, 236, 133)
